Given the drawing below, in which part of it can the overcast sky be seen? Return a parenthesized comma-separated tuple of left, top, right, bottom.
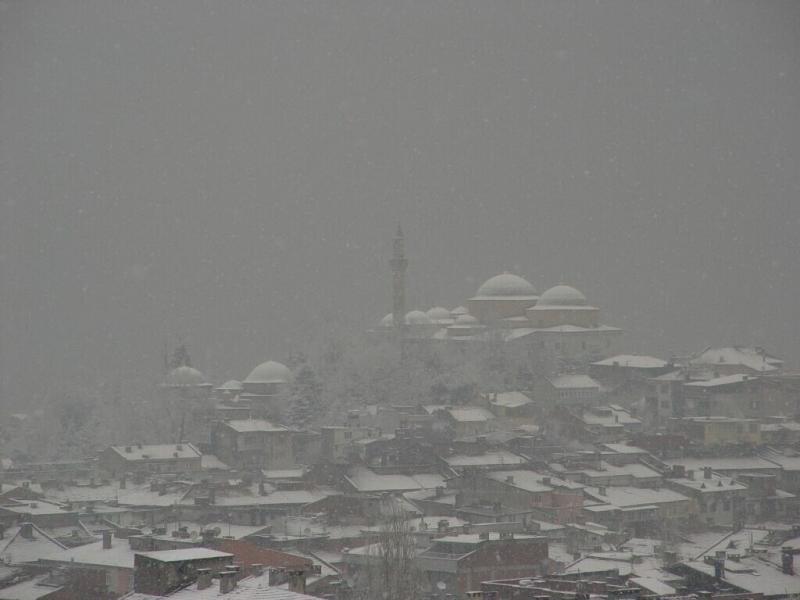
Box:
(1, 1, 799, 400)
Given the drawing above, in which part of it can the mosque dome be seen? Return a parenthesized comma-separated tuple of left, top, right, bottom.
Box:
(427, 307, 452, 321)
(380, 313, 394, 328)
(475, 273, 537, 298)
(537, 284, 587, 307)
(166, 366, 206, 387)
(244, 361, 293, 384)
(405, 310, 433, 326)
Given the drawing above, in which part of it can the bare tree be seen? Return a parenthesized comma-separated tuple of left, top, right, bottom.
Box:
(353, 503, 422, 600)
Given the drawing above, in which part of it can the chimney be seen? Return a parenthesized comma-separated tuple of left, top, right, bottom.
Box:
(437, 519, 449, 533)
(714, 557, 724, 581)
(125, 446, 132, 453)
(287, 569, 307, 595)
(704, 467, 712, 480)
(782, 547, 794, 575)
(196, 568, 212, 590)
(102, 530, 112, 550)
(219, 571, 237, 594)
(269, 568, 285, 586)
(119, 477, 126, 490)
(598, 486, 607, 496)
(20, 523, 33, 539)
(505, 475, 515, 484)
(687, 470, 695, 481)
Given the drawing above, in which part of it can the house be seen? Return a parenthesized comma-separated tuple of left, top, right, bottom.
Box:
(682, 374, 766, 418)
(545, 375, 602, 408)
(668, 416, 761, 447)
(455, 469, 585, 524)
(320, 425, 382, 465)
(580, 406, 641, 442)
(99, 443, 203, 477)
(444, 407, 496, 438)
(690, 346, 783, 375)
(212, 419, 295, 469)
(133, 548, 234, 595)
(415, 532, 550, 596)
(664, 466, 748, 527)
(484, 392, 534, 420)
(582, 485, 690, 535)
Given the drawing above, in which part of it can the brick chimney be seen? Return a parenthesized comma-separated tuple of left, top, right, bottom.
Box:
(704, 466, 712, 480)
(219, 571, 237, 594)
(287, 569, 307, 595)
(196, 568, 212, 590)
(20, 523, 33, 539)
(102, 530, 112, 550)
(782, 547, 794, 575)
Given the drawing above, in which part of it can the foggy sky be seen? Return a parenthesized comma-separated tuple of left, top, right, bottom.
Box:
(1, 1, 799, 402)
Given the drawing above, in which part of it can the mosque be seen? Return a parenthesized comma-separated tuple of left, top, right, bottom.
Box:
(375, 228, 622, 362)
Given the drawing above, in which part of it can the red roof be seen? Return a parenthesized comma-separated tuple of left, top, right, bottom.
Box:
(218, 539, 311, 576)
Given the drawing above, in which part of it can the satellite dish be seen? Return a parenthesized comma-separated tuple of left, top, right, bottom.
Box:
(437, 581, 447, 591)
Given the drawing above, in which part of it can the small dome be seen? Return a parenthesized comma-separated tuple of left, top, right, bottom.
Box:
(454, 314, 479, 325)
(451, 306, 469, 316)
(216, 379, 243, 391)
(537, 284, 587, 307)
(166, 366, 206, 387)
(427, 307, 452, 321)
(380, 313, 394, 328)
(476, 273, 537, 298)
(244, 361, 293, 384)
(405, 310, 433, 326)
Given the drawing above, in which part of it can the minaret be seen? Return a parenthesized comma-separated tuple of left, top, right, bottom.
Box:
(390, 225, 408, 333)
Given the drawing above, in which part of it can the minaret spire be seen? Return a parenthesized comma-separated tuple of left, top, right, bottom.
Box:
(390, 225, 408, 334)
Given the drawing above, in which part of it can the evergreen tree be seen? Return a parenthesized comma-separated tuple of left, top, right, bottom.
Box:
(288, 365, 322, 428)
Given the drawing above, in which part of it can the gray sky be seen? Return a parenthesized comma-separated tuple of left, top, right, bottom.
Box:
(1, 0, 799, 400)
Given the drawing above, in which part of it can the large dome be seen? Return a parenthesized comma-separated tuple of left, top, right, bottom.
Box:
(244, 361, 293, 384)
(475, 273, 537, 298)
(537, 284, 587, 307)
(166, 366, 206, 387)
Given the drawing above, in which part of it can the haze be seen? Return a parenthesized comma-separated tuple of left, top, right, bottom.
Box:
(1, 0, 799, 403)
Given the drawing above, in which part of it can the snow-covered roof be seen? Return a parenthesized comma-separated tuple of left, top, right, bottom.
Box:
(223, 419, 289, 433)
(602, 443, 648, 455)
(443, 451, 527, 468)
(447, 407, 495, 422)
(664, 456, 779, 473)
(43, 539, 136, 569)
(681, 556, 800, 597)
(485, 469, 582, 492)
(583, 486, 689, 508)
(125, 572, 322, 599)
(473, 273, 538, 299)
(244, 361, 293, 384)
(582, 406, 640, 427)
(110, 443, 202, 461)
(0, 524, 66, 565)
(549, 374, 601, 390)
(592, 355, 668, 369)
(0, 574, 65, 600)
(137, 548, 233, 563)
(684, 374, 758, 388)
(669, 475, 747, 493)
(345, 467, 444, 493)
(691, 346, 782, 373)
(488, 391, 532, 408)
